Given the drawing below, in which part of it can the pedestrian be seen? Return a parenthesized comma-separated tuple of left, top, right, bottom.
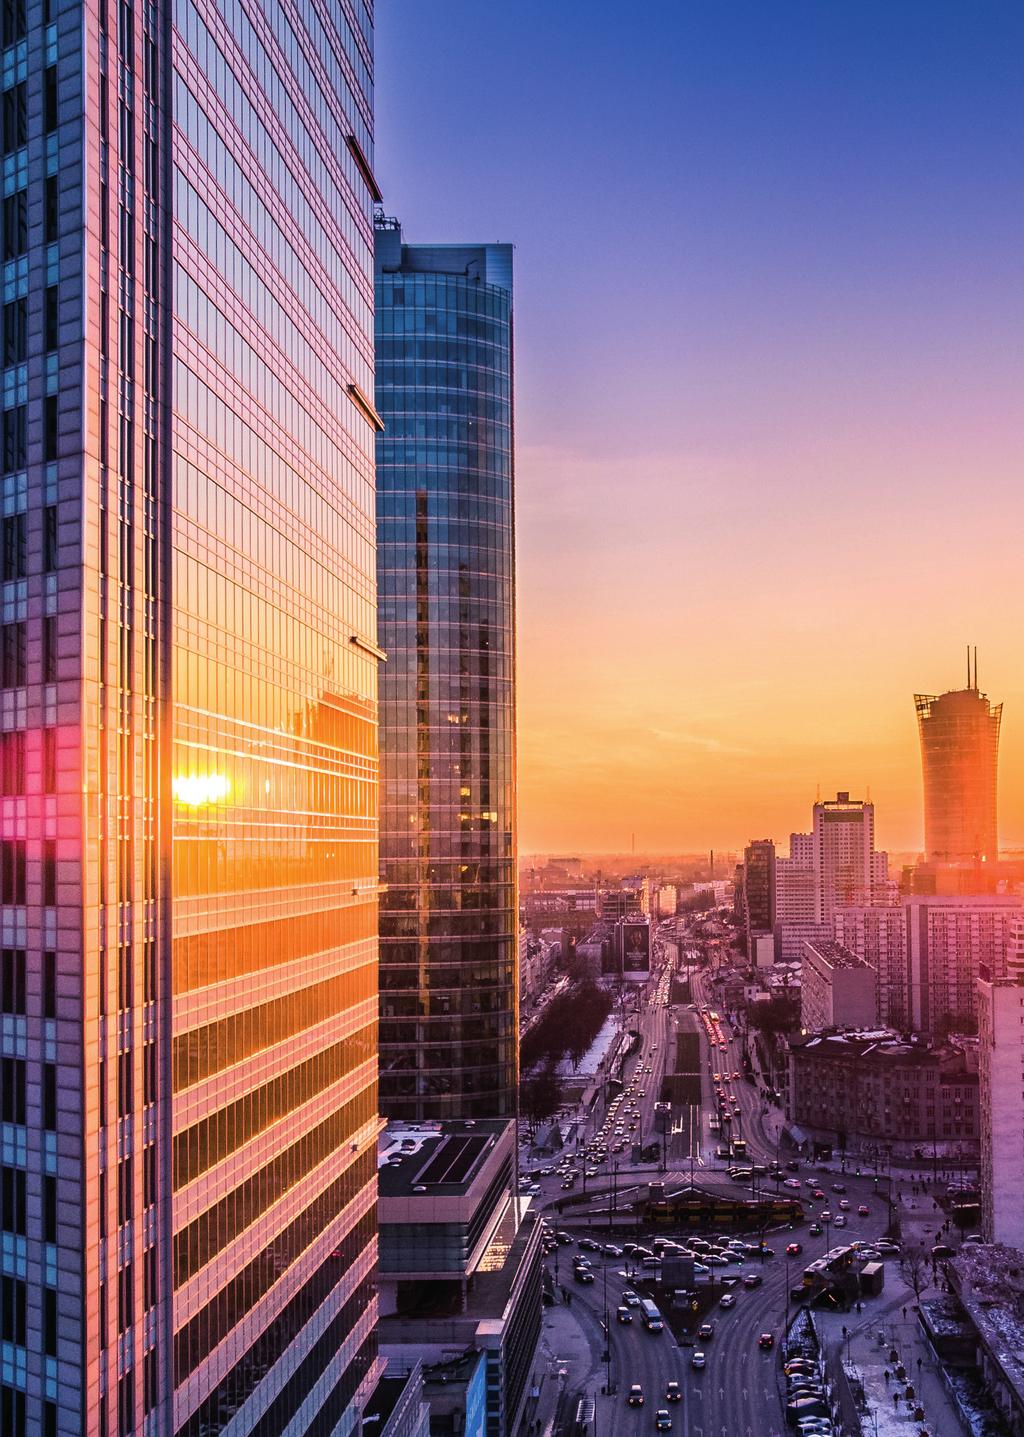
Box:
(903, 1306, 907, 1320)
(884, 1371, 890, 1387)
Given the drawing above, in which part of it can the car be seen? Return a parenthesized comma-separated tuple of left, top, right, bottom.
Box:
(834, 1215, 847, 1228)
(932, 1243, 955, 1259)
(664, 1382, 681, 1403)
(697, 1322, 715, 1340)
(604, 1244, 624, 1257)
(812, 1189, 826, 1201)
(719, 1292, 736, 1308)
(617, 1306, 633, 1323)
(575, 1268, 595, 1284)
(819, 1210, 832, 1222)
(838, 1199, 850, 1211)
(561, 1179, 575, 1189)
(641, 1256, 661, 1270)
(874, 1240, 901, 1255)
(654, 1411, 672, 1431)
(831, 1182, 847, 1193)
(786, 1160, 801, 1172)
(743, 1273, 764, 1288)
(784, 1178, 802, 1190)
(622, 1290, 641, 1306)
(786, 1242, 803, 1256)
(808, 1223, 822, 1236)
(785, 1361, 818, 1376)
(627, 1386, 645, 1407)
(691, 1352, 706, 1369)
(758, 1333, 775, 1350)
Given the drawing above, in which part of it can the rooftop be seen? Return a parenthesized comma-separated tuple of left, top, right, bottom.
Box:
(949, 1243, 1024, 1404)
(378, 1119, 511, 1198)
(789, 1029, 977, 1073)
(802, 939, 873, 972)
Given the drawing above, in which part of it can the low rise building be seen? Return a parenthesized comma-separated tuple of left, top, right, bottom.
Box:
(800, 938, 878, 1031)
(377, 1120, 543, 1437)
(947, 1244, 1024, 1437)
(787, 1029, 979, 1159)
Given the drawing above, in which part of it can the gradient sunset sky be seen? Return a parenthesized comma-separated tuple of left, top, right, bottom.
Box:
(376, 1, 1024, 855)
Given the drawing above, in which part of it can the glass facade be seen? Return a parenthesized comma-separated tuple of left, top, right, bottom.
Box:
(1, 0, 381, 1432)
(915, 686, 1002, 865)
(374, 220, 517, 1120)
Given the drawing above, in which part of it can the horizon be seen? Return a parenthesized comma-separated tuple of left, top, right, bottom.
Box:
(377, 2, 1024, 854)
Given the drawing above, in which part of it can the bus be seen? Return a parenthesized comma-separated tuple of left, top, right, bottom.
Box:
(639, 1299, 663, 1332)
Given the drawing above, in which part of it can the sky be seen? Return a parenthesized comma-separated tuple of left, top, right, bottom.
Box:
(375, 1, 1024, 856)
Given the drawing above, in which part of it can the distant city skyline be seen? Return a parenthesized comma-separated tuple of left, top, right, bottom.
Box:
(376, 3, 1024, 854)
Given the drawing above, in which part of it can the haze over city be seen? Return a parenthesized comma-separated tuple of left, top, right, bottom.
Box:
(377, 1, 1024, 854)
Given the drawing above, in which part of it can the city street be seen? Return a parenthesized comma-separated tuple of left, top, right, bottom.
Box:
(530, 943, 898, 1437)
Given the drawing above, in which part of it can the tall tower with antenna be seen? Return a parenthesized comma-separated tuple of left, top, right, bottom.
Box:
(915, 651, 1002, 864)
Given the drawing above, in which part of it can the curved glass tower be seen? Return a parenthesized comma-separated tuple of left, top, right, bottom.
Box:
(375, 218, 517, 1120)
(916, 680, 1002, 864)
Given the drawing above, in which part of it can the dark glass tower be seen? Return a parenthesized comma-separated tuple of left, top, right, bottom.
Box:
(375, 218, 517, 1120)
(0, 0, 381, 1431)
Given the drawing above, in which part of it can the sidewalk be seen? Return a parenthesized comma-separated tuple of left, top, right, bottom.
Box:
(519, 1296, 597, 1437)
(817, 1278, 970, 1437)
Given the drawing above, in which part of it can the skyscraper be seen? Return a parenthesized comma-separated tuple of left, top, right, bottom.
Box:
(374, 218, 517, 1121)
(811, 792, 880, 924)
(977, 920, 1024, 1248)
(916, 662, 1002, 864)
(1, 3, 381, 1433)
(742, 838, 775, 955)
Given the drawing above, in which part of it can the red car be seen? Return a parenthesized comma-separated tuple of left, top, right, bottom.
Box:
(812, 1189, 825, 1200)
(758, 1333, 775, 1350)
(858, 1204, 870, 1216)
(786, 1242, 803, 1256)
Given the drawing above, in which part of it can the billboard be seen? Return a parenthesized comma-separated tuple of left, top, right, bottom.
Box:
(621, 919, 651, 976)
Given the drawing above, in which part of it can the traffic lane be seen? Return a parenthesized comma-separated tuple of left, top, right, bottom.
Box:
(570, 1253, 690, 1429)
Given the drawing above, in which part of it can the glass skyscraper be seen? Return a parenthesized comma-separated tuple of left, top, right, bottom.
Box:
(916, 676, 1002, 865)
(1, 0, 381, 1433)
(374, 219, 517, 1121)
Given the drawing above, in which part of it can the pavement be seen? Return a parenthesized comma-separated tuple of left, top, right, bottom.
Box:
(817, 1276, 970, 1437)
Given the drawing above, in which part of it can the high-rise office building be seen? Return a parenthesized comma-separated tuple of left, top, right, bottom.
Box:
(811, 791, 881, 924)
(742, 838, 775, 956)
(375, 220, 517, 1120)
(916, 664, 1002, 865)
(1, 4, 382, 1434)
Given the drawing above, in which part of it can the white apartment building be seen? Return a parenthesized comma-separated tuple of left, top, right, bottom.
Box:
(978, 921, 1024, 1248)
(801, 939, 878, 1032)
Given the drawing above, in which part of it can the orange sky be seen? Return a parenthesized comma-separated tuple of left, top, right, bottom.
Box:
(516, 445, 1024, 856)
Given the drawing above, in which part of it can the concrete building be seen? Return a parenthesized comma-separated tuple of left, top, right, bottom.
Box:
(375, 221, 517, 1121)
(377, 1121, 543, 1437)
(787, 1030, 979, 1160)
(835, 895, 1024, 1035)
(0, 0, 383, 1432)
(834, 905, 909, 1028)
(906, 896, 1023, 1033)
(812, 792, 883, 923)
(977, 920, 1024, 1248)
(800, 939, 878, 1031)
(916, 667, 1002, 865)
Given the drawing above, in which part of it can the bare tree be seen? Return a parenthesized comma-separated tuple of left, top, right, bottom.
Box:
(899, 1245, 931, 1304)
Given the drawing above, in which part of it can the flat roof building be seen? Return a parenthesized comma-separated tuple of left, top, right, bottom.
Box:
(800, 939, 878, 1032)
(377, 1121, 542, 1437)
